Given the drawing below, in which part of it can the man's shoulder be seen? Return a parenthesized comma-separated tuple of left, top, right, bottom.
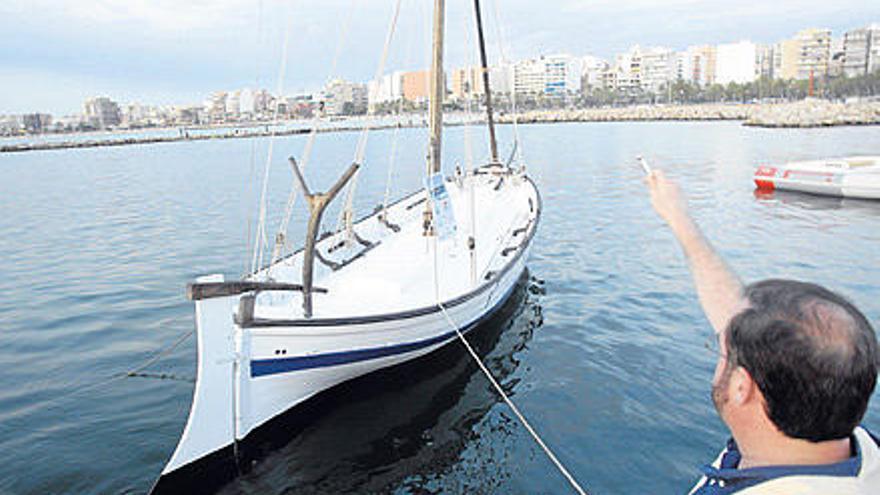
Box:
(690, 427, 880, 494)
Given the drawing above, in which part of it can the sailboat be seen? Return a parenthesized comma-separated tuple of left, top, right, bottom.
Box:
(152, 0, 540, 492)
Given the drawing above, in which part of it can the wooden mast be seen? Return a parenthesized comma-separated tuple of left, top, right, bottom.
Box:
(428, 0, 445, 175)
(423, 0, 445, 236)
(473, 0, 499, 164)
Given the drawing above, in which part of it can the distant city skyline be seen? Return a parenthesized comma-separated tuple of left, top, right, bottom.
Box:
(2, 0, 879, 115)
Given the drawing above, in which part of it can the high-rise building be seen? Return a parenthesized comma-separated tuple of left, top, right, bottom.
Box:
(795, 28, 832, 79)
(513, 58, 545, 95)
(401, 70, 432, 103)
(684, 45, 717, 86)
(368, 71, 403, 110)
(21, 113, 52, 133)
(775, 39, 801, 80)
(611, 46, 642, 92)
(756, 44, 775, 79)
(513, 54, 582, 96)
(640, 47, 675, 93)
(451, 67, 481, 100)
(580, 56, 610, 91)
(83, 96, 121, 129)
(226, 90, 241, 118)
(323, 79, 368, 115)
(715, 41, 757, 84)
(203, 91, 228, 122)
(828, 37, 846, 77)
(843, 24, 880, 77)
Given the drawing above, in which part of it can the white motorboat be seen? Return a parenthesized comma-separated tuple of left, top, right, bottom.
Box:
(151, 0, 540, 492)
(754, 156, 880, 200)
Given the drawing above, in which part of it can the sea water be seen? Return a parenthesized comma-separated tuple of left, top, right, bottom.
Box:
(0, 121, 878, 494)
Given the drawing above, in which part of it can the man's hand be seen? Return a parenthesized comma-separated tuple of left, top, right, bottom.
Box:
(646, 169, 692, 233)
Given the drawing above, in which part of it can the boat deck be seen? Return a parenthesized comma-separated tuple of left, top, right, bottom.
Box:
(252, 172, 538, 321)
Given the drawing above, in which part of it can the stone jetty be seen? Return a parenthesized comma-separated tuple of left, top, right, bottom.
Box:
(743, 99, 880, 128)
(499, 103, 754, 125)
(4, 100, 879, 153)
(499, 100, 880, 128)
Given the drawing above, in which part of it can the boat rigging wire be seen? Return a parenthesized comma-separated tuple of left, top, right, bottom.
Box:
(251, 3, 294, 275)
(273, 0, 359, 264)
(381, 2, 418, 216)
(244, 0, 266, 277)
(335, 0, 404, 239)
(489, 0, 524, 168)
(461, 3, 478, 285)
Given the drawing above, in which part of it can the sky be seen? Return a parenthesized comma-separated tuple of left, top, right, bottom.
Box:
(1, 0, 878, 115)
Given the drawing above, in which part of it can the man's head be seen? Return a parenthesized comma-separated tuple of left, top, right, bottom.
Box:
(715, 279, 878, 442)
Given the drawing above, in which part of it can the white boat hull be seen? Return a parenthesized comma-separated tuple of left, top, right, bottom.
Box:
(152, 171, 540, 493)
(754, 156, 880, 200)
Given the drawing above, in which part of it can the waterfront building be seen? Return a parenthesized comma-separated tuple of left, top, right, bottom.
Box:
(795, 28, 832, 79)
(451, 66, 481, 100)
(489, 63, 514, 96)
(828, 37, 846, 77)
(611, 46, 642, 92)
(513, 54, 581, 97)
(401, 70, 432, 103)
(513, 58, 545, 95)
(843, 24, 880, 77)
(580, 56, 610, 92)
(121, 102, 165, 128)
(756, 44, 775, 79)
(685, 45, 716, 86)
(83, 96, 122, 129)
(226, 90, 241, 119)
(238, 88, 257, 117)
(253, 89, 272, 116)
(673, 50, 693, 83)
(287, 94, 315, 119)
(776, 39, 801, 80)
(203, 91, 228, 123)
(450, 64, 513, 100)
(715, 41, 757, 85)
(51, 114, 86, 132)
(368, 71, 403, 111)
(173, 105, 204, 125)
(20, 113, 52, 134)
(323, 79, 368, 116)
(640, 47, 675, 93)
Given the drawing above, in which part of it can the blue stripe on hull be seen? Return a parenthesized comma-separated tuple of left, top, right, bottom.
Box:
(250, 278, 518, 378)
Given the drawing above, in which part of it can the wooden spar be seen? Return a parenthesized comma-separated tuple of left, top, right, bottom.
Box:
(473, 0, 498, 164)
(186, 281, 327, 301)
(428, 0, 445, 175)
(288, 157, 360, 318)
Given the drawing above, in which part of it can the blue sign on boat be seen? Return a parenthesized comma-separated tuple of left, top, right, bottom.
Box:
(425, 172, 457, 240)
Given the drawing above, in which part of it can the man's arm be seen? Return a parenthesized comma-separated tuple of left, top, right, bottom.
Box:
(645, 170, 746, 335)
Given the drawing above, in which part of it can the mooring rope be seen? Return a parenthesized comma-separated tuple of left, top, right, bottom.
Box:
(34, 328, 195, 412)
(437, 301, 587, 495)
(430, 236, 587, 495)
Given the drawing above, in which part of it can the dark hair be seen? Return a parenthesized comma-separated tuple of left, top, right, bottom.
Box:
(725, 279, 878, 442)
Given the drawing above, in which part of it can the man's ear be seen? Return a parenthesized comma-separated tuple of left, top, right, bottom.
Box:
(730, 366, 758, 406)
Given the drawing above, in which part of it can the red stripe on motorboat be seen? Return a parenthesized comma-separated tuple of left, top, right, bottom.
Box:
(754, 166, 777, 191)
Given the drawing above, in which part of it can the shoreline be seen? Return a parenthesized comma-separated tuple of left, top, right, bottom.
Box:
(3, 101, 878, 154)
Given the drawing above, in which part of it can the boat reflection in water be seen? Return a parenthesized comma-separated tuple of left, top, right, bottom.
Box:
(210, 272, 543, 494)
(754, 189, 880, 213)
